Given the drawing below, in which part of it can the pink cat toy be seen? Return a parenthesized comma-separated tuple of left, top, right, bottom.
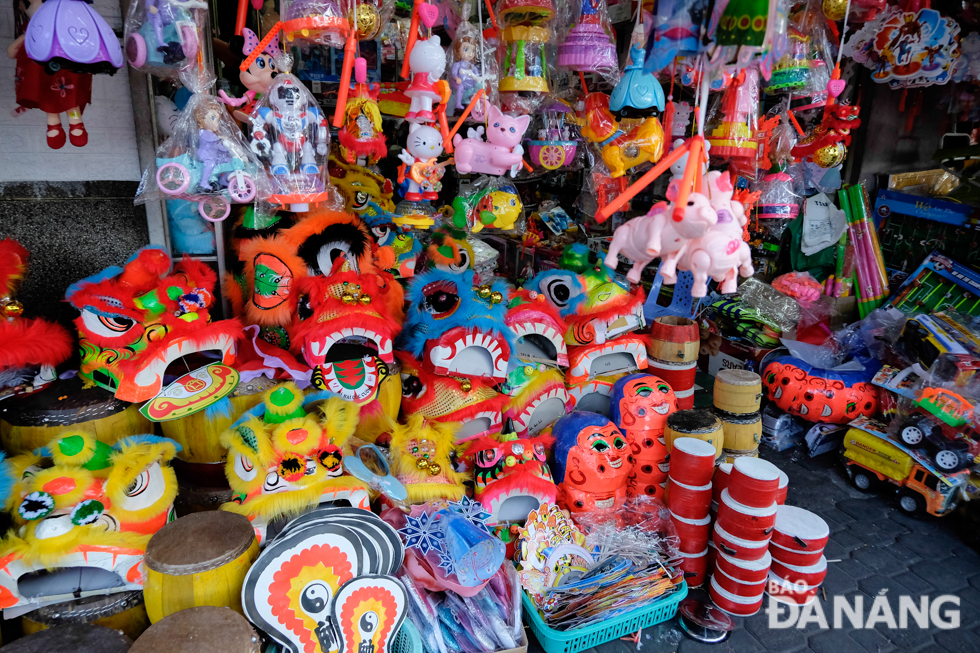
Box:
(453, 105, 529, 177)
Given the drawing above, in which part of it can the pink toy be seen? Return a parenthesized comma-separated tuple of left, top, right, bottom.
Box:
(676, 231, 753, 296)
(653, 192, 719, 283)
(452, 105, 529, 177)
(219, 28, 282, 122)
(704, 170, 747, 240)
(405, 35, 447, 125)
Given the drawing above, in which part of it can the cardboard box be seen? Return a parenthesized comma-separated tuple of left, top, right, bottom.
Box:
(499, 628, 529, 653)
(698, 329, 778, 377)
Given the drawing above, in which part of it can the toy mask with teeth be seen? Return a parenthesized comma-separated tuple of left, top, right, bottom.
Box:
(220, 383, 370, 545)
(565, 334, 649, 386)
(465, 432, 556, 524)
(66, 247, 242, 402)
(501, 367, 571, 439)
(291, 269, 403, 404)
(527, 245, 646, 346)
(551, 412, 632, 514)
(763, 356, 879, 424)
(0, 431, 179, 610)
(0, 239, 73, 398)
(389, 415, 467, 504)
(397, 353, 507, 444)
(505, 288, 568, 368)
(398, 270, 514, 383)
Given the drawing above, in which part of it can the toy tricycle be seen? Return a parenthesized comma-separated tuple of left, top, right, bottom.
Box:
(896, 387, 980, 472)
(125, 0, 201, 69)
(156, 153, 256, 221)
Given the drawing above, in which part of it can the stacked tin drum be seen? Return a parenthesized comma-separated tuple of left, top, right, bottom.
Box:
(713, 369, 764, 464)
(646, 317, 700, 409)
(709, 457, 783, 616)
(667, 438, 717, 587)
(767, 506, 830, 607)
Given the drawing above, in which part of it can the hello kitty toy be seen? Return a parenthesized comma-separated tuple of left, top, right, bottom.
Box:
(398, 124, 448, 200)
(406, 35, 447, 124)
(249, 75, 329, 212)
(453, 106, 530, 177)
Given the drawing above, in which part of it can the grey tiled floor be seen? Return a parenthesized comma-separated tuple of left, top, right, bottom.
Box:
(528, 448, 980, 653)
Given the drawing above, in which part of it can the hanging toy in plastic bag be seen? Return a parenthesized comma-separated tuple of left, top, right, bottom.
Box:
(398, 124, 451, 203)
(219, 27, 283, 122)
(24, 0, 123, 75)
(557, 0, 619, 85)
(764, 27, 810, 93)
(280, 0, 349, 49)
(448, 12, 492, 120)
(644, 0, 708, 74)
(706, 67, 760, 173)
(249, 75, 331, 212)
(498, 0, 555, 93)
(578, 93, 665, 178)
(124, 0, 203, 77)
(338, 58, 386, 166)
(527, 99, 578, 171)
(610, 46, 665, 118)
(453, 105, 530, 177)
(791, 101, 861, 168)
(451, 176, 524, 232)
(139, 93, 266, 222)
(755, 167, 801, 219)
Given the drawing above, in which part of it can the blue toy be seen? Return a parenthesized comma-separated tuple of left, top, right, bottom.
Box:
(610, 46, 665, 117)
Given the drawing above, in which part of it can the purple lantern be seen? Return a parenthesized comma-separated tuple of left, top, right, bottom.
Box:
(25, 0, 124, 76)
(557, 0, 617, 72)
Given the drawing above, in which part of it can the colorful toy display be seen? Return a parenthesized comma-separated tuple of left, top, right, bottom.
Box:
(466, 431, 557, 523)
(763, 356, 881, 424)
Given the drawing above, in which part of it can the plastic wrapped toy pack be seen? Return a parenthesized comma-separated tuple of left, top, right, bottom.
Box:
(124, 0, 206, 79)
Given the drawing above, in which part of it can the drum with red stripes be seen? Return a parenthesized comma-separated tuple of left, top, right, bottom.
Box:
(709, 576, 765, 616)
(775, 470, 789, 505)
(679, 548, 708, 587)
(713, 462, 733, 503)
(768, 539, 824, 567)
(766, 572, 820, 606)
(647, 358, 697, 409)
(770, 505, 829, 552)
(671, 511, 712, 553)
(728, 458, 781, 508)
(670, 437, 717, 486)
(712, 565, 769, 597)
(770, 555, 827, 588)
(714, 547, 772, 584)
(716, 489, 777, 541)
(667, 477, 712, 520)
(712, 522, 770, 561)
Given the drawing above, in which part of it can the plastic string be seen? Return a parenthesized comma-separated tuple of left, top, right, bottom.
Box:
(836, 0, 853, 67)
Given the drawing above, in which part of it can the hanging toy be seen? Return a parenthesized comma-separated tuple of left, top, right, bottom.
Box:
(706, 67, 761, 173)
(791, 102, 861, 168)
(451, 177, 524, 232)
(498, 0, 554, 93)
(404, 35, 449, 125)
(249, 75, 331, 212)
(338, 57, 386, 166)
(453, 105, 530, 177)
(557, 0, 618, 84)
(578, 93, 665, 178)
(610, 45, 665, 118)
(280, 0, 349, 49)
(124, 0, 203, 78)
(527, 99, 578, 171)
(24, 0, 124, 76)
(219, 27, 283, 122)
(765, 27, 810, 92)
(644, 0, 707, 73)
(9, 0, 93, 149)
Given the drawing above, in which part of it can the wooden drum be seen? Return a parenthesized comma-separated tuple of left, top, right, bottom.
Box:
(143, 511, 259, 623)
(713, 369, 763, 416)
(129, 606, 261, 653)
(0, 377, 150, 454)
(716, 411, 762, 453)
(0, 624, 131, 653)
(665, 409, 724, 460)
(22, 591, 149, 642)
(647, 316, 700, 364)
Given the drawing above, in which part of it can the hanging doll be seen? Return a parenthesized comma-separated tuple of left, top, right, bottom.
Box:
(219, 28, 282, 122)
(450, 33, 481, 111)
(9, 0, 90, 149)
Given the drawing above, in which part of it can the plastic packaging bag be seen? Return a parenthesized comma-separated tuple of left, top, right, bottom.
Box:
(706, 66, 760, 176)
(280, 0, 349, 49)
(123, 0, 205, 79)
(450, 175, 525, 233)
(136, 88, 269, 222)
(447, 5, 499, 120)
(498, 0, 555, 95)
(556, 0, 620, 87)
(248, 74, 333, 212)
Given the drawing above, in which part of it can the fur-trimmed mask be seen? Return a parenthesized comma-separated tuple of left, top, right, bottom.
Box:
(0, 431, 180, 610)
(220, 382, 370, 545)
(398, 269, 514, 382)
(0, 239, 73, 397)
(505, 288, 568, 368)
(465, 432, 556, 524)
(397, 352, 507, 444)
(66, 247, 242, 402)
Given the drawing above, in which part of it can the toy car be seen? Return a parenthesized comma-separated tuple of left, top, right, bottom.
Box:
(156, 152, 256, 221)
(895, 388, 980, 472)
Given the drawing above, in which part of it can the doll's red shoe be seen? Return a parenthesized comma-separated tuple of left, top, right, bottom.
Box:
(405, 191, 422, 201)
(69, 122, 88, 147)
(423, 191, 439, 200)
(46, 124, 66, 149)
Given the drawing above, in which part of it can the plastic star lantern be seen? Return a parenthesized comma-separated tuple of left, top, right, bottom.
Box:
(399, 512, 446, 556)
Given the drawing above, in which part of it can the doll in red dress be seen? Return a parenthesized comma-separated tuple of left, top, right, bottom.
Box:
(9, 0, 91, 149)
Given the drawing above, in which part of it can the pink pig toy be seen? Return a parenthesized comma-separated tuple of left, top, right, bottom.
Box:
(704, 170, 747, 239)
(453, 105, 530, 177)
(654, 193, 718, 284)
(604, 200, 669, 283)
(676, 230, 754, 297)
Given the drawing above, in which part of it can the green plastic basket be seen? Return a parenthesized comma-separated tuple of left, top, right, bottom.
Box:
(522, 582, 688, 653)
(392, 619, 423, 653)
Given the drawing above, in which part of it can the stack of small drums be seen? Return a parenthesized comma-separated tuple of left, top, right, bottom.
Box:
(712, 369, 763, 464)
(667, 438, 717, 588)
(708, 457, 783, 616)
(665, 410, 724, 461)
(646, 317, 699, 409)
(766, 506, 829, 607)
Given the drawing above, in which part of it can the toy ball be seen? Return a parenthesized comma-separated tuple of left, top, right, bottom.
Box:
(822, 0, 848, 21)
(813, 142, 846, 168)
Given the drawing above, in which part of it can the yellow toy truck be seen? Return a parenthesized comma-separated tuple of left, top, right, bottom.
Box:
(841, 428, 961, 517)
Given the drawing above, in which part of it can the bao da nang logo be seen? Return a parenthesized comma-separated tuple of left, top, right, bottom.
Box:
(767, 586, 961, 630)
